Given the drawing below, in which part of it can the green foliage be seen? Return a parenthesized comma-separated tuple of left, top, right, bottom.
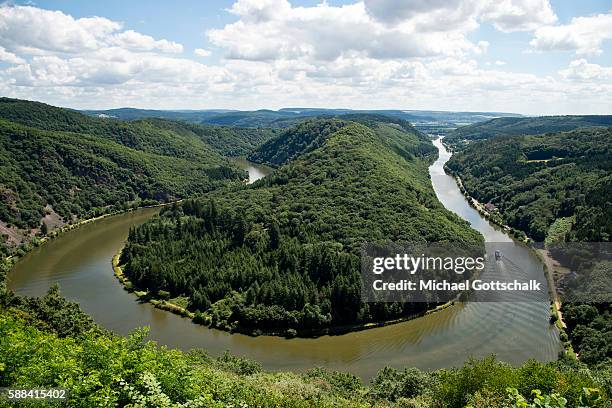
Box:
(369, 366, 431, 401)
(0, 310, 370, 407)
(446, 115, 612, 149)
(562, 302, 612, 368)
(0, 98, 219, 161)
(0, 98, 248, 255)
(248, 114, 435, 168)
(0, 284, 104, 338)
(247, 118, 348, 166)
(504, 388, 568, 408)
(446, 128, 611, 242)
(121, 118, 482, 333)
(132, 117, 277, 157)
(215, 350, 262, 375)
(545, 217, 574, 245)
(1, 308, 609, 408)
(305, 367, 362, 399)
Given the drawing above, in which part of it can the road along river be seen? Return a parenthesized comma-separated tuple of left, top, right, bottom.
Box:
(8, 151, 559, 379)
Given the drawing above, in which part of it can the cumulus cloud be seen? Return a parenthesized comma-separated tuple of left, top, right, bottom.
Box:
(0, 5, 224, 93)
(194, 48, 212, 57)
(0, 2, 610, 115)
(0, 5, 182, 54)
(559, 59, 612, 81)
(530, 12, 612, 55)
(208, 0, 487, 62)
(0, 6, 120, 54)
(481, 0, 556, 32)
(363, 0, 556, 32)
(109, 30, 183, 53)
(0, 46, 24, 64)
(208, 0, 558, 63)
(228, 0, 292, 22)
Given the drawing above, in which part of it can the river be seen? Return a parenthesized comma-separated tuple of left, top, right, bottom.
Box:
(7, 149, 559, 379)
(230, 157, 273, 184)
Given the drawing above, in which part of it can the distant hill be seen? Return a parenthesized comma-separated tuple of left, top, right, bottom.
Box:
(129, 118, 277, 157)
(82, 106, 521, 133)
(0, 98, 220, 161)
(0, 98, 248, 257)
(82, 108, 235, 122)
(1, 98, 275, 158)
(446, 115, 612, 149)
(202, 108, 521, 129)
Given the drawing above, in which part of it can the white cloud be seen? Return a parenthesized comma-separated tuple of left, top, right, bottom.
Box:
(0, 5, 120, 54)
(475, 41, 490, 54)
(0, 46, 24, 64)
(208, 0, 487, 62)
(559, 59, 612, 81)
(208, 0, 558, 63)
(0, 5, 221, 91)
(0, 2, 611, 115)
(481, 0, 556, 32)
(363, 0, 556, 32)
(109, 30, 183, 53)
(530, 12, 612, 55)
(228, 0, 292, 22)
(194, 48, 212, 57)
(364, 0, 480, 31)
(0, 5, 181, 55)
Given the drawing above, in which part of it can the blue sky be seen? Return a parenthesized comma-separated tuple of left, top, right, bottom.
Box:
(1, 0, 611, 114)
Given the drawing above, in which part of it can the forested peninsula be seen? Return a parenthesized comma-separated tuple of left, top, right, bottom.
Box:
(119, 116, 482, 336)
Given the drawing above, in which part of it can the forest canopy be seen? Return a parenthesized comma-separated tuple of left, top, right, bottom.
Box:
(0, 98, 251, 257)
(121, 117, 482, 335)
(445, 115, 612, 150)
(446, 127, 611, 242)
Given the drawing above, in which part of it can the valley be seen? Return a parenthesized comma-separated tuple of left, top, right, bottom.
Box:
(1, 99, 608, 406)
(6, 120, 558, 379)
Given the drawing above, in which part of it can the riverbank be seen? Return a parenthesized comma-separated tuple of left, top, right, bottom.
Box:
(1, 200, 176, 288)
(444, 168, 569, 322)
(439, 141, 571, 357)
(536, 249, 568, 328)
(112, 241, 458, 338)
(112, 249, 195, 319)
(445, 169, 522, 238)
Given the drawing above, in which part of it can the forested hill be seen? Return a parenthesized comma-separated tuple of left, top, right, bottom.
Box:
(446, 127, 611, 242)
(248, 115, 435, 167)
(446, 115, 612, 149)
(246, 119, 348, 167)
(0, 98, 272, 158)
(120, 117, 482, 335)
(0, 99, 247, 258)
(133, 118, 276, 157)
